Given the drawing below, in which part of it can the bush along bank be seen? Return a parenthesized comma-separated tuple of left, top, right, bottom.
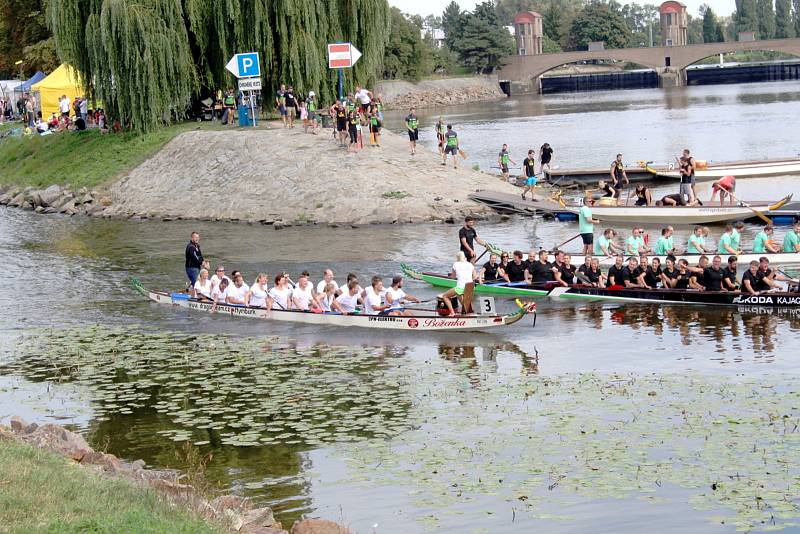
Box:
(1, 416, 353, 534)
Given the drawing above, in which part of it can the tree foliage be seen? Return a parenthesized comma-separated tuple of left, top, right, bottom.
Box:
(383, 7, 429, 80)
(735, 0, 759, 34)
(700, 5, 725, 42)
(794, 0, 800, 36)
(0, 0, 57, 77)
(757, 0, 776, 38)
(568, 3, 631, 50)
(449, 1, 514, 73)
(774, 0, 793, 37)
(46, 0, 392, 133)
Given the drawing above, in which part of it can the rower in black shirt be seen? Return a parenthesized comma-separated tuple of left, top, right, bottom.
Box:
(675, 259, 692, 289)
(528, 250, 554, 284)
(688, 256, 710, 290)
(742, 260, 760, 294)
(606, 255, 625, 287)
(641, 258, 662, 288)
(660, 256, 679, 288)
(479, 254, 509, 284)
(578, 257, 605, 287)
(550, 250, 571, 287)
(505, 250, 530, 283)
(722, 256, 738, 290)
(621, 257, 645, 288)
(703, 255, 726, 291)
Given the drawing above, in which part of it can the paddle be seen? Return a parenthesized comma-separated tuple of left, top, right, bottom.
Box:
(726, 190, 772, 225)
(553, 233, 581, 252)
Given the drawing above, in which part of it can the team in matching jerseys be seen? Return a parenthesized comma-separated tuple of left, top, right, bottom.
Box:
(190, 264, 420, 316)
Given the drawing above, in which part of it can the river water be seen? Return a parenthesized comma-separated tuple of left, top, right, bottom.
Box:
(2, 82, 800, 533)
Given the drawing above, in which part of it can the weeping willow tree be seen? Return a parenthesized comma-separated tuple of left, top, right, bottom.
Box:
(47, 0, 391, 133)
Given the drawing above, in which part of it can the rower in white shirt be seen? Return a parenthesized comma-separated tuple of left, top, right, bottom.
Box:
(210, 278, 230, 312)
(362, 276, 389, 315)
(210, 265, 231, 288)
(247, 273, 269, 308)
(333, 279, 362, 314)
(268, 273, 293, 310)
(316, 268, 340, 296)
(193, 268, 213, 300)
(291, 272, 318, 311)
(225, 273, 249, 305)
(385, 275, 420, 316)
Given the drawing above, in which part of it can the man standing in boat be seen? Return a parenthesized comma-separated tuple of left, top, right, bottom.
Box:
(185, 231, 204, 287)
(578, 193, 601, 256)
(459, 216, 488, 263)
(678, 149, 696, 204)
(609, 154, 628, 202)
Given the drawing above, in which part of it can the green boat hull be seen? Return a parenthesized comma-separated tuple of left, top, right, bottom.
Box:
(419, 273, 549, 297)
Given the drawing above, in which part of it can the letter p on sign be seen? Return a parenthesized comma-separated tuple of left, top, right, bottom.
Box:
(237, 53, 260, 77)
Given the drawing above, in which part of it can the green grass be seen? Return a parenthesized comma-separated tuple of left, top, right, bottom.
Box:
(0, 439, 222, 534)
(0, 122, 234, 190)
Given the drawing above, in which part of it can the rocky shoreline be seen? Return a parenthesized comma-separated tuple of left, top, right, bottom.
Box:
(1, 127, 518, 227)
(1, 416, 350, 534)
(376, 75, 505, 110)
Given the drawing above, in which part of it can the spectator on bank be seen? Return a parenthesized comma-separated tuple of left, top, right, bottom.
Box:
(59, 95, 71, 118)
(79, 97, 88, 122)
(285, 85, 297, 128)
(222, 89, 236, 125)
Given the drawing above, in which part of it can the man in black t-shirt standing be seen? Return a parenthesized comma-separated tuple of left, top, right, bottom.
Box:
(458, 216, 487, 263)
(284, 85, 297, 128)
(185, 231, 204, 287)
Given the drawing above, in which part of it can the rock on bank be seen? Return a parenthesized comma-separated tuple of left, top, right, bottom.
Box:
(106, 127, 517, 226)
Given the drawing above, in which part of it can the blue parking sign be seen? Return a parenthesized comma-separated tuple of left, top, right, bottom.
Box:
(237, 53, 260, 77)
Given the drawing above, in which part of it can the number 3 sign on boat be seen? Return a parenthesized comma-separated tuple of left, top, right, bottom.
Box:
(225, 52, 261, 128)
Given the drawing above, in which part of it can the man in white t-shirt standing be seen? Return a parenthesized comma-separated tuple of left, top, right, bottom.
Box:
(59, 95, 71, 118)
(438, 252, 476, 316)
(355, 86, 371, 114)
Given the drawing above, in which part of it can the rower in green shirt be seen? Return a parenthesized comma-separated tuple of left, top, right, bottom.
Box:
(594, 228, 622, 256)
(730, 221, 744, 251)
(753, 225, 779, 253)
(687, 226, 708, 254)
(717, 224, 739, 255)
(783, 222, 800, 252)
(654, 226, 675, 255)
(625, 228, 650, 256)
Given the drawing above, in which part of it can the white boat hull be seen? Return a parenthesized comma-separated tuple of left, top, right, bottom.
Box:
(146, 291, 528, 332)
(650, 159, 800, 181)
(567, 204, 765, 224)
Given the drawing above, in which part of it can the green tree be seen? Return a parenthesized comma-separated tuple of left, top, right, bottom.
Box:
(542, 34, 563, 52)
(0, 0, 54, 77)
(567, 3, 632, 50)
(442, 1, 465, 49)
(451, 1, 514, 72)
(775, 0, 793, 36)
(795, 0, 800, 36)
(687, 15, 704, 43)
(47, 0, 392, 133)
(736, 0, 759, 34)
(621, 2, 660, 46)
(383, 8, 429, 80)
(757, 0, 776, 38)
(543, 2, 565, 44)
(701, 4, 724, 42)
(494, 0, 536, 24)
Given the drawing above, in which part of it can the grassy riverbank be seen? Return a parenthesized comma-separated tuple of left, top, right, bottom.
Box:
(0, 439, 221, 533)
(0, 122, 237, 190)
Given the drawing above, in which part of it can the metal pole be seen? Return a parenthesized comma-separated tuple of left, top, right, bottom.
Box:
(250, 89, 257, 127)
(338, 68, 344, 100)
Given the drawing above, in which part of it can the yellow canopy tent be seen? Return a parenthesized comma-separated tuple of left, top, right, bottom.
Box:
(30, 64, 85, 118)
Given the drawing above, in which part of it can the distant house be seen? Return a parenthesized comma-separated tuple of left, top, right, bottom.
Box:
(422, 26, 446, 48)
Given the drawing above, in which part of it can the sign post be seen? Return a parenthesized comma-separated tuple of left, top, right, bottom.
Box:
(226, 52, 261, 128)
(327, 43, 362, 100)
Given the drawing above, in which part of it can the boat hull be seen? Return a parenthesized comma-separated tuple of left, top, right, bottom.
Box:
(414, 272, 549, 298)
(648, 159, 800, 181)
(552, 286, 800, 308)
(146, 290, 527, 331)
(566, 204, 770, 224)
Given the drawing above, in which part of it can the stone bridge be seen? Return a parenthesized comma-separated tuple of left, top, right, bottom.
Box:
(497, 37, 800, 92)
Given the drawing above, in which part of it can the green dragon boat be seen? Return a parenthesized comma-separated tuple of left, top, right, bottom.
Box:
(400, 263, 550, 298)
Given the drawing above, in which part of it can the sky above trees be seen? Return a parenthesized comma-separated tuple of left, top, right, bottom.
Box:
(390, 0, 736, 18)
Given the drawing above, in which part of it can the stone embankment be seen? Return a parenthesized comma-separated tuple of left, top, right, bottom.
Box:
(0, 183, 108, 216)
(377, 75, 505, 110)
(1, 416, 351, 534)
(104, 127, 517, 226)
